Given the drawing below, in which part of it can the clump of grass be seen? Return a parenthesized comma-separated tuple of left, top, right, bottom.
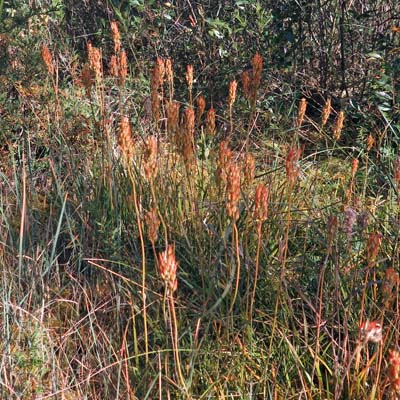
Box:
(2, 13, 400, 400)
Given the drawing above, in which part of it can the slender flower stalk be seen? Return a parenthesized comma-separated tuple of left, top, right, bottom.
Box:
(250, 183, 269, 322)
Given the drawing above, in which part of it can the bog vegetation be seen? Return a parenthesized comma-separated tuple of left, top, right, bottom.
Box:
(1, 1, 400, 398)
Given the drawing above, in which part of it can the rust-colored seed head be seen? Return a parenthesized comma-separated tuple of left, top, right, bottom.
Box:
(285, 146, 302, 184)
(251, 52, 262, 104)
(228, 80, 238, 109)
(186, 64, 194, 91)
(226, 163, 241, 220)
(109, 55, 118, 77)
(41, 44, 54, 75)
(383, 267, 399, 303)
(196, 95, 206, 121)
(119, 50, 128, 85)
(242, 70, 251, 99)
(156, 57, 165, 86)
(181, 107, 196, 169)
(388, 349, 400, 396)
(254, 183, 269, 222)
(144, 135, 158, 180)
(150, 66, 161, 123)
(321, 97, 331, 126)
(297, 98, 307, 128)
(87, 42, 102, 79)
(167, 101, 180, 134)
(110, 20, 121, 54)
(366, 232, 382, 264)
(217, 139, 232, 188)
(145, 208, 160, 243)
(165, 58, 174, 98)
(366, 134, 375, 152)
(243, 153, 255, 186)
(80, 63, 95, 96)
(333, 110, 345, 141)
(206, 107, 216, 136)
(394, 156, 400, 187)
(157, 244, 178, 293)
(119, 115, 135, 162)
